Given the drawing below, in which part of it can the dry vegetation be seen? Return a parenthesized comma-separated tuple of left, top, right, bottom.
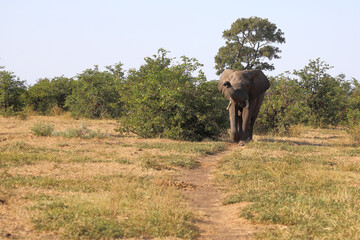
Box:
(216, 126, 360, 239)
(0, 115, 225, 239)
(1, 116, 360, 239)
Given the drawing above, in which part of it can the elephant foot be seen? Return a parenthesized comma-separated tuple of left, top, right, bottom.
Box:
(238, 141, 246, 146)
(230, 134, 240, 143)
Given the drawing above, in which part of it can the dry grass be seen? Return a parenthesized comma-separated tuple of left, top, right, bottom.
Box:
(3, 116, 359, 239)
(0, 115, 226, 239)
(216, 126, 360, 239)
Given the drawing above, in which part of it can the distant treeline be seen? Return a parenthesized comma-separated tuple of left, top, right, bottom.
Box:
(1, 49, 359, 140)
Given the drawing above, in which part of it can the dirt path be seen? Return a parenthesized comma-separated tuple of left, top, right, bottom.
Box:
(176, 145, 259, 240)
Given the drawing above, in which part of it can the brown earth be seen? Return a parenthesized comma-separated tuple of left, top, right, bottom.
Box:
(177, 145, 260, 240)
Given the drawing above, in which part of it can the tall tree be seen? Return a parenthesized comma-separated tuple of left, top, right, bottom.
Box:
(215, 17, 285, 75)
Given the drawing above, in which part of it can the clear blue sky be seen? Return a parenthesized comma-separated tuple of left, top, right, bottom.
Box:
(1, 0, 359, 85)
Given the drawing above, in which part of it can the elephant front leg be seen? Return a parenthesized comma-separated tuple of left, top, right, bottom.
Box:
(240, 105, 252, 143)
(229, 102, 240, 143)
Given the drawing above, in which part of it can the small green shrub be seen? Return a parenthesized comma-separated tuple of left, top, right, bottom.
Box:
(31, 121, 54, 136)
(16, 110, 29, 120)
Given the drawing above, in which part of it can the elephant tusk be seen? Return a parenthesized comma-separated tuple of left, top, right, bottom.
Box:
(226, 101, 231, 110)
(245, 100, 249, 108)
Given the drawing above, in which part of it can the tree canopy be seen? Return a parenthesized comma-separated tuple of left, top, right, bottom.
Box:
(215, 17, 285, 75)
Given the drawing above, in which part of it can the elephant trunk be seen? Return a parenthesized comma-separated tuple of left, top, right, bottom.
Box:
(223, 81, 249, 108)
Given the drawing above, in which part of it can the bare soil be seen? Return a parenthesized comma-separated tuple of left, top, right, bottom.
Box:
(177, 145, 260, 240)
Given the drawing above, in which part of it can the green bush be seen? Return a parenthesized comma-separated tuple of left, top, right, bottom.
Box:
(257, 59, 356, 134)
(256, 74, 310, 134)
(65, 63, 124, 119)
(0, 66, 27, 114)
(294, 58, 350, 126)
(119, 49, 228, 141)
(346, 78, 360, 125)
(27, 76, 74, 115)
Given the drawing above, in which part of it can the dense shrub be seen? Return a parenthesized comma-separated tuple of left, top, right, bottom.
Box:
(0, 66, 27, 114)
(65, 63, 124, 119)
(27, 76, 74, 114)
(294, 58, 350, 126)
(257, 59, 357, 134)
(346, 78, 360, 125)
(256, 74, 310, 134)
(119, 49, 228, 141)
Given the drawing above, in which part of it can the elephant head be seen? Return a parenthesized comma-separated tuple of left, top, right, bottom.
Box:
(218, 69, 270, 144)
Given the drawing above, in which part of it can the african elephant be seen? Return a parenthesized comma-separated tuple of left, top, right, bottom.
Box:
(218, 69, 270, 145)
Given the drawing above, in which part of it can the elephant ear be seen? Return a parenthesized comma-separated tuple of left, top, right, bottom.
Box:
(218, 69, 234, 99)
(248, 70, 270, 98)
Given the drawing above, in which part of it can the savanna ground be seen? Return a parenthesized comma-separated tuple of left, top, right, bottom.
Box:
(1, 115, 360, 239)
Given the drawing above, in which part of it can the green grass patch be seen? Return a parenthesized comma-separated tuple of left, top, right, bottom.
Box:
(139, 153, 197, 170)
(31, 121, 107, 139)
(137, 141, 226, 155)
(52, 123, 107, 139)
(0, 141, 130, 166)
(0, 174, 126, 193)
(0, 151, 44, 166)
(253, 139, 322, 153)
(217, 141, 360, 239)
(346, 147, 360, 156)
(32, 176, 197, 239)
(0, 148, 61, 167)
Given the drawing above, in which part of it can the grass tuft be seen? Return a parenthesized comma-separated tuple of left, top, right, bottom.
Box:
(52, 122, 107, 139)
(31, 121, 54, 136)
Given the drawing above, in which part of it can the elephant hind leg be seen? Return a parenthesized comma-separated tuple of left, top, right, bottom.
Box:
(249, 93, 265, 140)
